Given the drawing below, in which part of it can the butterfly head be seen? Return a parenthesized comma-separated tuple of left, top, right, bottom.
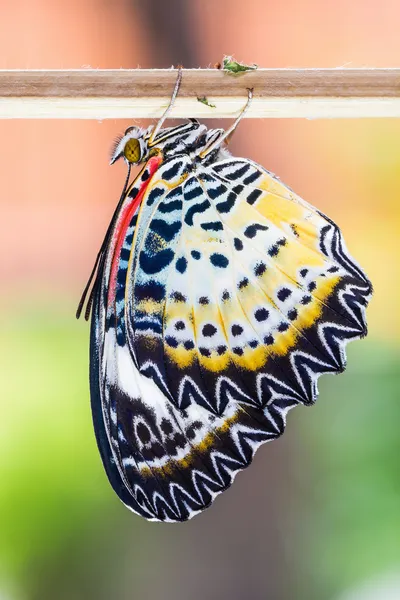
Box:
(110, 126, 148, 166)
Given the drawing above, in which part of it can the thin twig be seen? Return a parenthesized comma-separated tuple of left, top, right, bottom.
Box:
(0, 68, 400, 119)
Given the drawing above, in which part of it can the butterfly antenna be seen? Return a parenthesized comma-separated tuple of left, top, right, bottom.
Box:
(84, 280, 97, 321)
(76, 163, 132, 320)
(76, 249, 103, 319)
(148, 67, 183, 146)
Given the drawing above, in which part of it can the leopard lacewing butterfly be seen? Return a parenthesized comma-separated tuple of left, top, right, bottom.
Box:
(77, 73, 371, 522)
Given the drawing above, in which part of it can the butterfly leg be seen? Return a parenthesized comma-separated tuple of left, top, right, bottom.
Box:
(148, 67, 183, 147)
(198, 87, 253, 160)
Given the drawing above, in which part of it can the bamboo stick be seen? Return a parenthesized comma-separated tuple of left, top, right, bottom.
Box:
(0, 68, 399, 119)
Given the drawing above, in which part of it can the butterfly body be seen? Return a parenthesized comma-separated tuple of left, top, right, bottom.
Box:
(85, 119, 371, 522)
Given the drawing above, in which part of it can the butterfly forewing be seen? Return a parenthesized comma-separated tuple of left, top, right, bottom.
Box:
(89, 136, 371, 522)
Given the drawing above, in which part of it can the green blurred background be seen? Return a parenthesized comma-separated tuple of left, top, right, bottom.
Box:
(0, 1, 399, 599)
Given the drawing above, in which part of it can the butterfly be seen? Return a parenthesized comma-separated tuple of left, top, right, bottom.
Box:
(77, 70, 372, 522)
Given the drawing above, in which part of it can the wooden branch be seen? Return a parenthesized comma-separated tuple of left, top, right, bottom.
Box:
(1, 68, 400, 119)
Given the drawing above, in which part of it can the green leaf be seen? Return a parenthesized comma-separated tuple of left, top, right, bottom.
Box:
(222, 55, 258, 75)
(197, 96, 216, 108)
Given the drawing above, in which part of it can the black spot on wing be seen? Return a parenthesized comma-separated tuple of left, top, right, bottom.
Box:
(139, 249, 174, 274)
(119, 247, 131, 262)
(213, 162, 250, 180)
(184, 183, 203, 201)
(128, 186, 139, 200)
(244, 223, 269, 239)
(199, 348, 211, 357)
(202, 324, 217, 337)
(165, 335, 179, 348)
(210, 253, 229, 268)
(255, 308, 269, 322)
(254, 262, 267, 277)
(136, 422, 151, 444)
(149, 219, 182, 242)
(176, 257, 187, 274)
(207, 184, 227, 200)
(158, 199, 183, 214)
(134, 319, 162, 335)
(268, 238, 287, 257)
(166, 187, 182, 200)
(243, 170, 261, 185)
(201, 221, 223, 232)
(171, 291, 186, 302)
(216, 191, 236, 213)
(247, 189, 263, 205)
(234, 237, 243, 251)
(228, 163, 251, 179)
(184, 200, 211, 226)
(141, 169, 151, 182)
(123, 229, 135, 249)
(232, 324, 243, 336)
(147, 187, 164, 206)
(135, 280, 165, 302)
(212, 161, 235, 173)
(290, 223, 299, 237)
(232, 346, 244, 356)
(185, 420, 202, 440)
(162, 161, 182, 181)
(161, 419, 174, 435)
(277, 288, 292, 302)
(130, 214, 138, 228)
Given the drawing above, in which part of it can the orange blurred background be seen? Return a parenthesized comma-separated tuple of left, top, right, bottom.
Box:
(0, 2, 399, 599)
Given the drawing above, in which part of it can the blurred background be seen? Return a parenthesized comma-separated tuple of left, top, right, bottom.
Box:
(0, 1, 399, 599)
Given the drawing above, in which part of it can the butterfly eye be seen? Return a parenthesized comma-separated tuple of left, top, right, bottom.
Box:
(123, 137, 141, 163)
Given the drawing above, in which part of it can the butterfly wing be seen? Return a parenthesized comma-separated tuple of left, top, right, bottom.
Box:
(91, 154, 371, 522)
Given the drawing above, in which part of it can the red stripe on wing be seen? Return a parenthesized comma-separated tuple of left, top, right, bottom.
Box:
(107, 155, 163, 307)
